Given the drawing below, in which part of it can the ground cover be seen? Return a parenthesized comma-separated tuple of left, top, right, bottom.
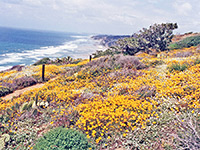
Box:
(0, 46, 199, 149)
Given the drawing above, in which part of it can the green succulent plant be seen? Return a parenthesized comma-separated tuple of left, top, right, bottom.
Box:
(33, 127, 94, 150)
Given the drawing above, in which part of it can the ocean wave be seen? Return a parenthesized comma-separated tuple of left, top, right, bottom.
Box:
(0, 66, 13, 72)
(0, 36, 106, 71)
(71, 35, 90, 39)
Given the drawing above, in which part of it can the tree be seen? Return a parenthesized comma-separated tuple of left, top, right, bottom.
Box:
(118, 23, 178, 55)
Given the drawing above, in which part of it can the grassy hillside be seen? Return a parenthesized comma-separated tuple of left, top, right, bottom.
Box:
(169, 35, 200, 50)
(0, 44, 200, 149)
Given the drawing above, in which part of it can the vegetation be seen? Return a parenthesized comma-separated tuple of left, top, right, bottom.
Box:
(33, 56, 82, 66)
(0, 58, 89, 97)
(33, 57, 51, 65)
(0, 26, 200, 149)
(92, 48, 121, 58)
(34, 127, 94, 150)
(169, 35, 200, 49)
(0, 86, 13, 97)
(167, 62, 189, 72)
(117, 23, 178, 55)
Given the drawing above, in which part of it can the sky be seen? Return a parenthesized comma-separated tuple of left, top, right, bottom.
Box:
(0, 0, 200, 34)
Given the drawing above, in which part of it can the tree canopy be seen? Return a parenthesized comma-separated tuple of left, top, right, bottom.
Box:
(118, 23, 178, 55)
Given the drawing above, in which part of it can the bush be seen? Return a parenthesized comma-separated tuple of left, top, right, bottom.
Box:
(194, 58, 200, 65)
(87, 54, 145, 71)
(0, 77, 37, 97)
(1, 82, 17, 91)
(13, 76, 37, 88)
(167, 63, 189, 72)
(0, 86, 13, 97)
(118, 23, 178, 55)
(169, 35, 200, 49)
(33, 127, 94, 150)
(6, 65, 24, 72)
(92, 48, 121, 58)
(33, 57, 83, 66)
(33, 58, 51, 66)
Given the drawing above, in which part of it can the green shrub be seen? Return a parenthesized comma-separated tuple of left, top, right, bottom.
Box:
(14, 76, 37, 88)
(33, 127, 94, 150)
(194, 58, 200, 65)
(71, 59, 82, 64)
(117, 23, 178, 55)
(0, 86, 13, 97)
(169, 35, 200, 49)
(92, 48, 121, 58)
(167, 63, 189, 72)
(33, 57, 51, 66)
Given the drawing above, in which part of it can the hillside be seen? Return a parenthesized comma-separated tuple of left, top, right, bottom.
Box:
(1, 22, 200, 149)
(0, 43, 200, 149)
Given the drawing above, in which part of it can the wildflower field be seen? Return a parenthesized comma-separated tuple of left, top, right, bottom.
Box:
(0, 46, 200, 149)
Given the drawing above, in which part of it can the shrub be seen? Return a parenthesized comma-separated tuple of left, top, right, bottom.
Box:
(6, 65, 24, 72)
(0, 86, 13, 97)
(117, 23, 178, 55)
(33, 57, 84, 66)
(92, 48, 121, 58)
(86, 54, 146, 72)
(13, 76, 37, 89)
(1, 82, 17, 91)
(33, 58, 51, 66)
(0, 77, 37, 97)
(33, 127, 94, 150)
(194, 58, 200, 65)
(167, 63, 189, 72)
(71, 59, 82, 65)
(169, 35, 200, 49)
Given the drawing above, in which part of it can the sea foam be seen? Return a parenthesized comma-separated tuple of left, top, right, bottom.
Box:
(0, 35, 106, 71)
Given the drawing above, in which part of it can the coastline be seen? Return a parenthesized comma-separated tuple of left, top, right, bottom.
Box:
(0, 37, 200, 149)
(0, 36, 108, 72)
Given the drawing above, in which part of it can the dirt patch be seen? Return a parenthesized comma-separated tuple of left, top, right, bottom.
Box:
(2, 83, 44, 100)
(1, 77, 58, 100)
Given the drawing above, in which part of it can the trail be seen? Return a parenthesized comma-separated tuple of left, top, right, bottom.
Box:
(2, 83, 44, 100)
(1, 77, 58, 100)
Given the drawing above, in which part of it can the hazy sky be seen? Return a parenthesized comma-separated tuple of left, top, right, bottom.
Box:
(0, 0, 200, 34)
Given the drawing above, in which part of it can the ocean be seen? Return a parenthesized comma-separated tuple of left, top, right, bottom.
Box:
(0, 27, 105, 71)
